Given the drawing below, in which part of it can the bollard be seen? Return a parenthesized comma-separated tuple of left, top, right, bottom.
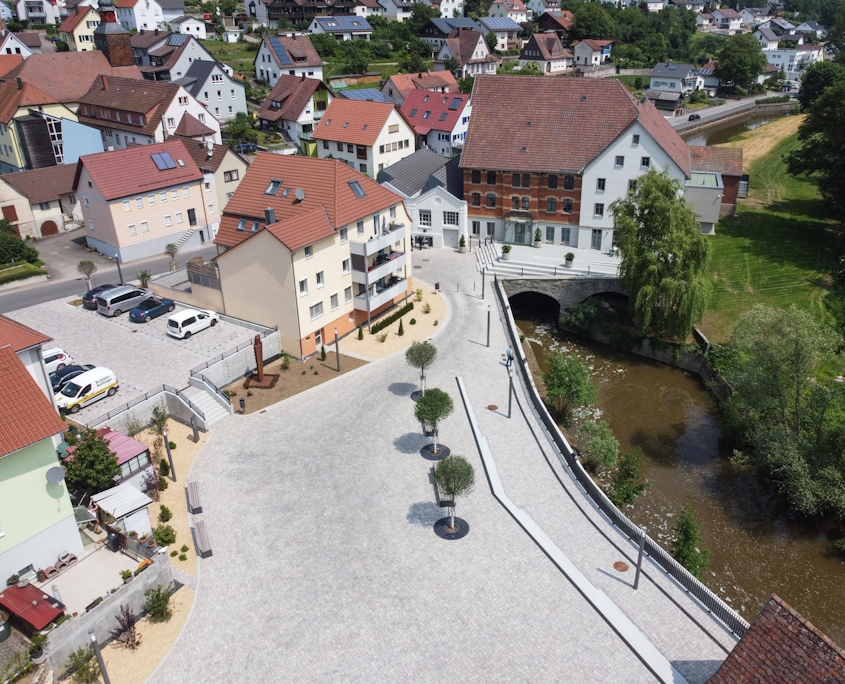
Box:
(162, 426, 176, 482)
(634, 526, 647, 590)
(486, 306, 491, 348)
(457, 282, 460, 292)
(508, 367, 513, 419)
(239, 397, 246, 414)
(482, 268, 485, 299)
(334, 327, 340, 372)
(190, 415, 199, 443)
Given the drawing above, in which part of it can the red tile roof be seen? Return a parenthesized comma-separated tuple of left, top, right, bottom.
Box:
(2, 164, 78, 205)
(73, 139, 203, 201)
(400, 90, 468, 136)
(0, 345, 65, 459)
(0, 315, 51, 352)
(574, 38, 615, 51)
(257, 74, 325, 124)
(690, 145, 743, 177)
(384, 71, 458, 101)
(0, 79, 58, 125)
(461, 75, 690, 177)
(78, 75, 180, 138)
(709, 594, 845, 684)
(173, 112, 209, 138)
(0, 55, 23, 79)
(173, 135, 240, 173)
(266, 206, 336, 251)
(0, 583, 65, 632)
(520, 32, 571, 61)
(542, 10, 573, 30)
(12, 32, 42, 49)
(58, 5, 98, 34)
(312, 99, 409, 147)
(442, 29, 496, 66)
(215, 154, 403, 249)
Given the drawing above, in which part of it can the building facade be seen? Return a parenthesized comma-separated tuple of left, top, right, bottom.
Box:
(254, 33, 324, 86)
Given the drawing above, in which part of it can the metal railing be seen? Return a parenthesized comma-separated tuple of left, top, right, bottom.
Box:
(85, 384, 205, 428)
(189, 328, 275, 376)
(199, 373, 231, 406)
(493, 274, 750, 638)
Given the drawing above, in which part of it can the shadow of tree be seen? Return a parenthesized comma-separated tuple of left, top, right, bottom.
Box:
(394, 432, 426, 454)
(388, 382, 417, 397)
(406, 501, 442, 527)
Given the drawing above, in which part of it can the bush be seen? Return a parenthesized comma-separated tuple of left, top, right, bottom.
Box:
(179, 553, 187, 561)
(144, 585, 172, 622)
(409, 318, 416, 325)
(170, 549, 178, 557)
(55, 39, 69, 52)
(0, 262, 45, 286)
(576, 420, 619, 473)
(159, 458, 170, 477)
(415, 288, 423, 302)
(755, 94, 791, 105)
(180, 544, 189, 552)
(421, 303, 431, 314)
(0, 233, 39, 265)
(370, 302, 413, 334)
(357, 326, 363, 340)
(377, 332, 388, 342)
(66, 645, 99, 684)
(158, 475, 168, 491)
(281, 352, 291, 370)
(397, 318, 404, 336)
(154, 523, 176, 546)
(158, 505, 172, 523)
(168, 441, 176, 450)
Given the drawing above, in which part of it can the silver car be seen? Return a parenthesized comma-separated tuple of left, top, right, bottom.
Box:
(96, 286, 154, 317)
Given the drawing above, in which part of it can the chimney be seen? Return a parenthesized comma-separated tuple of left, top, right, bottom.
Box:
(140, 28, 144, 35)
(264, 207, 275, 225)
(16, 77, 21, 91)
(75, 5, 78, 14)
(102, 74, 108, 90)
(418, 72, 423, 78)
(300, 72, 305, 81)
(155, 28, 159, 36)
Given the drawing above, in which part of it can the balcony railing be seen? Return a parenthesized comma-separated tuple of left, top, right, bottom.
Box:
(349, 222, 406, 257)
(351, 251, 406, 285)
(354, 277, 408, 311)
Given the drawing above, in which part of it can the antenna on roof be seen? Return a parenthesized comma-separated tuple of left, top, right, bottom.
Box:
(294, 188, 305, 201)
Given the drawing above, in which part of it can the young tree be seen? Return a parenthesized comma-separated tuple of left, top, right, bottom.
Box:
(608, 448, 649, 507)
(611, 168, 711, 340)
(224, 112, 258, 143)
(798, 61, 845, 110)
(414, 387, 454, 454)
(340, 39, 370, 74)
(576, 419, 619, 473)
(165, 243, 179, 270)
(541, 352, 597, 426)
(670, 503, 710, 579)
(405, 340, 437, 394)
(435, 454, 475, 531)
(443, 55, 460, 75)
(486, 31, 499, 52)
(111, 604, 141, 650)
(77, 260, 97, 289)
(65, 646, 100, 684)
(458, 74, 475, 94)
(715, 33, 768, 86)
(64, 428, 120, 496)
(573, 2, 614, 40)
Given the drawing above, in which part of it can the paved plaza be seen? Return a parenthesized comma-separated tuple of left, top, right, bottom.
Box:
(150, 250, 736, 683)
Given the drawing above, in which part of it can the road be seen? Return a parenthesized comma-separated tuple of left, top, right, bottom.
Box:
(668, 91, 785, 130)
(0, 244, 218, 314)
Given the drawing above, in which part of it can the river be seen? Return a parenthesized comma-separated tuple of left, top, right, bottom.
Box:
(681, 110, 791, 146)
(512, 304, 845, 645)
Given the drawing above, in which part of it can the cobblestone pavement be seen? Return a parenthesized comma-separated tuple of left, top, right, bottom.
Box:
(151, 251, 735, 683)
(8, 299, 251, 418)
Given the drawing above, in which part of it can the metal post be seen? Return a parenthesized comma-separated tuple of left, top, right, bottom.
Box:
(89, 629, 111, 684)
(162, 426, 176, 482)
(239, 397, 246, 414)
(508, 367, 513, 419)
(334, 327, 340, 372)
(486, 306, 490, 348)
(114, 253, 123, 285)
(190, 415, 199, 443)
(634, 526, 647, 590)
(482, 268, 485, 299)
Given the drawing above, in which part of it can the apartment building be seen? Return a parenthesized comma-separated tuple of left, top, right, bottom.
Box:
(73, 139, 219, 261)
(175, 135, 249, 218)
(0, 164, 82, 238)
(380, 70, 458, 107)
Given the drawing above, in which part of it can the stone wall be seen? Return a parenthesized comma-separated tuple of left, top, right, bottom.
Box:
(500, 277, 624, 313)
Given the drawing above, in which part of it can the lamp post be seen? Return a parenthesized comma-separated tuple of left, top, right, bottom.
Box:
(486, 306, 491, 348)
(334, 327, 340, 372)
(162, 425, 176, 482)
(114, 252, 124, 285)
(634, 525, 647, 590)
(89, 629, 111, 684)
(508, 365, 513, 419)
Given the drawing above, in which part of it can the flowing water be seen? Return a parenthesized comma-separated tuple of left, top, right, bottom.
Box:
(513, 305, 845, 645)
(681, 111, 790, 147)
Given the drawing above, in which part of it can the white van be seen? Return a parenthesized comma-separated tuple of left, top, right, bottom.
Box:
(55, 367, 118, 414)
(166, 309, 219, 339)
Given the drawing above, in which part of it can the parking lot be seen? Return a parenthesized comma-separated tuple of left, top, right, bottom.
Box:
(8, 297, 254, 420)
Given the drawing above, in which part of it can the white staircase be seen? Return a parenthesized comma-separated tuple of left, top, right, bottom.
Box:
(172, 228, 197, 250)
(180, 386, 231, 425)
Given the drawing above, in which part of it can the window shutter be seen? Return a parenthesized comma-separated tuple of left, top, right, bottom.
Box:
(2, 205, 18, 222)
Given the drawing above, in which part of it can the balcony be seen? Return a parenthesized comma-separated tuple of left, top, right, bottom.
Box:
(351, 251, 406, 285)
(349, 222, 406, 257)
(354, 277, 408, 311)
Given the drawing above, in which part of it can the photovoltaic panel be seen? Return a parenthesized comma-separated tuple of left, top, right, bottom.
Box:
(269, 37, 291, 65)
(151, 153, 167, 170)
(448, 97, 462, 110)
(168, 34, 188, 46)
(160, 152, 177, 169)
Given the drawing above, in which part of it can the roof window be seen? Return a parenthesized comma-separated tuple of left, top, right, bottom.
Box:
(410, 108, 417, 117)
(423, 111, 431, 119)
(265, 180, 283, 195)
(439, 112, 447, 121)
(348, 180, 365, 199)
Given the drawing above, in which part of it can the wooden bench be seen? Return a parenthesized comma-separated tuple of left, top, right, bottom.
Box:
(187, 481, 202, 514)
(194, 519, 212, 558)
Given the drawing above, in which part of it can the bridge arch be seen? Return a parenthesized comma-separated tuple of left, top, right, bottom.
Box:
(501, 278, 626, 315)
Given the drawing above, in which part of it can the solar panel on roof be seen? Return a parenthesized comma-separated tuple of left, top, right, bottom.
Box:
(151, 153, 166, 170)
(168, 34, 187, 46)
(268, 37, 291, 65)
(160, 152, 177, 169)
(439, 112, 448, 121)
(448, 97, 461, 110)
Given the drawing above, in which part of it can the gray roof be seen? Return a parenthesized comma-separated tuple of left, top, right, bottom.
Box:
(649, 62, 697, 78)
(646, 89, 683, 102)
(170, 15, 204, 24)
(756, 27, 778, 41)
(425, 17, 482, 35)
(174, 59, 223, 97)
(478, 16, 522, 31)
(339, 88, 393, 103)
(157, 0, 185, 8)
(312, 16, 372, 32)
(377, 148, 451, 197)
(422, 154, 463, 198)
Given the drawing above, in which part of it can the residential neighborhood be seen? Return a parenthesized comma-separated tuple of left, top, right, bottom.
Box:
(0, 0, 842, 680)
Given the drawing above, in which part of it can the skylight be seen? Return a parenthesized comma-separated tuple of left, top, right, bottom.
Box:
(251, 221, 260, 233)
(423, 95, 429, 102)
(362, 124, 367, 130)
(343, 122, 349, 128)
(423, 111, 431, 119)
(177, 159, 185, 167)
(236, 218, 247, 232)
(410, 108, 417, 117)
(348, 180, 365, 199)
(439, 112, 448, 121)
(325, 119, 331, 126)
(266, 180, 283, 195)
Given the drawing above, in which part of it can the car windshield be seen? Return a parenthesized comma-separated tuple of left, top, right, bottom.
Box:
(137, 300, 158, 310)
(61, 381, 82, 398)
(49, 372, 59, 384)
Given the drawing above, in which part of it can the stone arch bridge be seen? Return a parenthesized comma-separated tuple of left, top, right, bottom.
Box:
(500, 277, 625, 314)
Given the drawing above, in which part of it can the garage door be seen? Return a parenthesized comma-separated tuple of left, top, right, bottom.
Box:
(40, 220, 59, 237)
(443, 229, 459, 250)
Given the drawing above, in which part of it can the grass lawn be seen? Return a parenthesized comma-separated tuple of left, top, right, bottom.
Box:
(700, 130, 842, 342)
(0, 262, 46, 286)
(199, 39, 257, 77)
(609, 74, 645, 99)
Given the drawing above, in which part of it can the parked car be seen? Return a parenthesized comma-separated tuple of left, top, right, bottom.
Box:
(55, 367, 118, 414)
(235, 142, 257, 154)
(82, 284, 117, 310)
(50, 364, 96, 394)
(43, 348, 75, 373)
(166, 309, 219, 339)
(688, 113, 701, 121)
(96, 286, 153, 317)
(129, 297, 176, 323)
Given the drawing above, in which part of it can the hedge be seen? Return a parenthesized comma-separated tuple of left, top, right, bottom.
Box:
(370, 301, 413, 334)
(0, 234, 39, 265)
(0, 263, 46, 286)
(755, 95, 791, 105)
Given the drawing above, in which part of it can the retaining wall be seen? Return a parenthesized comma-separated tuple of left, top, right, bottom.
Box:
(194, 330, 282, 388)
(86, 391, 209, 433)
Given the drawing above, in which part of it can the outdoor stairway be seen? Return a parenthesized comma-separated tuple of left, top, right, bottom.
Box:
(180, 386, 230, 425)
(172, 228, 197, 250)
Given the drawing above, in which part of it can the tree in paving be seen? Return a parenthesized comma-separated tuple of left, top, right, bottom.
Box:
(670, 503, 710, 579)
(414, 387, 453, 455)
(64, 428, 120, 497)
(165, 243, 179, 271)
(77, 260, 97, 290)
(541, 351, 597, 426)
(575, 419, 619, 473)
(611, 168, 711, 341)
(435, 454, 475, 531)
(715, 33, 768, 87)
(405, 340, 437, 395)
(798, 61, 845, 110)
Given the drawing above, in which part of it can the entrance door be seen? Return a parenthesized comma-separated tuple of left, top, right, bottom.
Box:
(199, 230, 205, 243)
(442, 228, 459, 249)
(591, 229, 602, 250)
(188, 208, 197, 226)
(40, 220, 59, 237)
(315, 330, 322, 349)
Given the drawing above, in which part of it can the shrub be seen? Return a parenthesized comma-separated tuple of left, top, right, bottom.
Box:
(158, 476, 168, 491)
(501, 244, 512, 253)
(421, 303, 431, 314)
(120, 569, 132, 580)
(281, 352, 291, 370)
(377, 332, 388, 342)
(357, 326, 363, 340)
(397, 318, 404, 336)
(0, 262, 45, 286)
(370, 302, 413, 334)
(320, 344, 326, 361)
(179, 553, 187, 561)
(170, 550, 178, 557)
(415, 288, 423, 302)
(144, 585, 172, 622)
(180, 544, 189, 552)
(169, 441, 176, 450)
(154, 524, 176, 546)
(159, 458, 170, 477)
(158, 505, 172, 523)
(410, 318, 416, 325)
(66, 645, 99, 684)
(111, 604, 141, 650)
(576, 420, 619, 473)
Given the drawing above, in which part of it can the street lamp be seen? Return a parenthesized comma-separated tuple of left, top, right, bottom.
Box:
(89, 629, 111, 684)
(508, 365, 513, 419)
(334, 327, 340, 372)
(113, 252, 124, 285)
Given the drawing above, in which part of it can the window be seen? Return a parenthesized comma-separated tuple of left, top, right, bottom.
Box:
(310, 301, 323, 320)
(182, 187, 190, 197)
(128, 223, 137, 236)
(511, 196, 519, 210)
(545, 226, 554, 243)
(266, 180, 282, 195)
(139, 221, 148, 233)
(379, 145, 385, 153)
(596, 178, 606, 192)
(628, 179, 637, 193)
(337, 142, 343, 152)
(389, 206, 396, 220)
(564, 175, 575, 190)
(304, 245, 313, 259)
(641, 157, 650, 168)
(166, 215, 174, 227)
(316, 271, 324, 288)
(323, 141, 329, 150)
(419, 210, 432, 227)
(224, 170, 239, 182)
(160, 191, 168, 202)
(563, 199, 573, 213)
(443, 211, 458, 226)
(511, 173, 519, 188)
(546, 198, 556, 213)
(208, 204, 214, 214)
(135, 196, 143, 208)
(198, 113, 205, 123)
(388, 124, 399, 133)
(347, 144, 354, 153)
(548, 175, 558, 189)
(123, 200, 131, 212)
(472, 170, 481, 184)
(176, 212, 183, 223)
(359, 163, 367, 173)
(36, 201, 50, 211)
(69, 195, 76, 204)
(521, 196, 529, 210)
(522, 174, 530, 188)
(349, 181, 365, 199)
(615, 155, 624, 167)
(330, 293, 339, 311)
(561, 227, 571, 245)
(171, 189, 178, 200)
(487, 171, 496, 185)
(472, 192, 481, 206)
(591, 229, 602, 250)
(339, 227, 347, 243)
(487, 222, 495, 236)
(148, 194, 156, 205)
(299, 278, 308, 295)
(178, 96, 188, 105)
(344, 286, 352, 303)
(342, 258, 350, 274)
(357, 220, 364, 235)
(594, 203, 604, 217)
(632, 134, 640, 145)
(471, 220, 480, 235)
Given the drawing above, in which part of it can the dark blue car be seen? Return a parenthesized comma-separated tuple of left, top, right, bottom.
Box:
(129, 297, 175, 323)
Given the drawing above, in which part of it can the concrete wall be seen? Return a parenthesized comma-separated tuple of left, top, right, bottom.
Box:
(45, 556, 173, 676)
(150, 271, 225, 313)
(87, 391, 210, 433)
(194, 330, 282, 387)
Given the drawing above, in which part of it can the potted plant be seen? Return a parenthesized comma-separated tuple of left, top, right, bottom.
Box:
(29, 633, 48, 664)
(501, 244, 512, 261)
(458, 234, 467, 254)
(37, 569, 46, 583)
(565, 252, 575, 268)
(120, 570, 133, 584)
(534, 227, 542, 248)
(6, 574, 18, 587)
